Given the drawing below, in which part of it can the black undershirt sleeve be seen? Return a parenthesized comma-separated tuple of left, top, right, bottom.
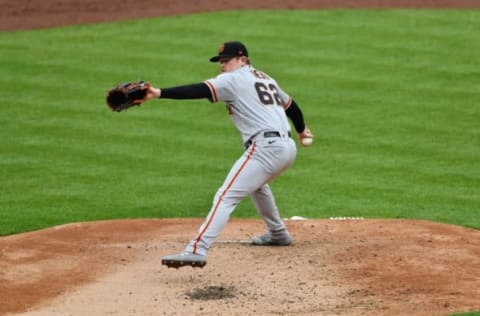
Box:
(285, 99, 306, 133)
(160, 83, 213, 101)
(160, 83, 305, 133)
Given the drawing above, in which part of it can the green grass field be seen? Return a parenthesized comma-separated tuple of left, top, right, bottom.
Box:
(1, 9, 479, 235)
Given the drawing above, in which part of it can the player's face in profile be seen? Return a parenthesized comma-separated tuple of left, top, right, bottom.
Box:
(219, 57, 244, 73)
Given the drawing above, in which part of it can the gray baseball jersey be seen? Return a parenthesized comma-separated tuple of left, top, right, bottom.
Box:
(184, 64, 297, 256)
(204, 65, 292, 143)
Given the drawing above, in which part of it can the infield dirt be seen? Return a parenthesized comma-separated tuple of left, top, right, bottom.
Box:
(1, 1, 479, 315)
(2, 0, 480, 31)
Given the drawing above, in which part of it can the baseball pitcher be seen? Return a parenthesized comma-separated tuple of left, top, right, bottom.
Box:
(139, 41, 313, 268)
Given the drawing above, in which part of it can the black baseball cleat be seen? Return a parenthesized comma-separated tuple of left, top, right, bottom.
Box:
(162, 252, 207, 269)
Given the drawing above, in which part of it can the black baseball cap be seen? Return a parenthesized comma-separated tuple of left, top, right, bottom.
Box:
(209, 41, 248, 62)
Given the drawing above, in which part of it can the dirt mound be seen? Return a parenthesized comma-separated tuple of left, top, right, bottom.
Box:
(1, 218, 479, 315)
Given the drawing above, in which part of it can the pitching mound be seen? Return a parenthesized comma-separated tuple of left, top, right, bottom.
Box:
(1, 218, 478, 315)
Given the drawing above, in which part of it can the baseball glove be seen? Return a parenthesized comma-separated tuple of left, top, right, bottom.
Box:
(106, 81, 151, 112)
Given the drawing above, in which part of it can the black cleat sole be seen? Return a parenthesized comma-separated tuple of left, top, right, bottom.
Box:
(162, 259, 207, 269)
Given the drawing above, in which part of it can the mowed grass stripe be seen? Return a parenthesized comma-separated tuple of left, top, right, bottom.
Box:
(298, 9, 479, 214)
(0, 9, 479, 234)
